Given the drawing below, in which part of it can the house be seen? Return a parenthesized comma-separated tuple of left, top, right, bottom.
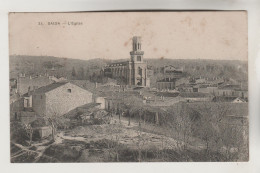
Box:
(179, 92, 214, 102)
(235, 89, 248, 100)
(49, 76, 67, 82)
(176, 83, 194, 92)
(156, 78, 176, 91)
(212, 96, 238, 102)
(17, 75, 54, 95)
(95, 97, 106, 109)
(19, 111, 37, 124)
(32, 82, 93, 117)
(10, 94, 24, 120)
(69, 80, 96, 93)
(10, 78, 17, 95)
(207, 86, 218, 95)
(232, 97, 246, 103)
(216, 84, 240, 97)
(163, 65, 183, 75)
(23, 93, 32, 108)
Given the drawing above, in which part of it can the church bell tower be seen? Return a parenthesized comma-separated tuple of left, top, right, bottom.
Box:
(130, 36, 144, 62)
(128, 36, 148, 87)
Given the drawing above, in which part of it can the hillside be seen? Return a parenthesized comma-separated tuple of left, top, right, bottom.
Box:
(10, 55, 248, 83)
(9, 55, 109, 79)
(148, 58, 247, 80)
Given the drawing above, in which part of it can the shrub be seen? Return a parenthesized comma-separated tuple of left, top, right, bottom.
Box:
(10, 121, 29, 146)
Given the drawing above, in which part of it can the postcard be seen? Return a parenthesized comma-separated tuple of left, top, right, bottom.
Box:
(9, 11, 248, 162)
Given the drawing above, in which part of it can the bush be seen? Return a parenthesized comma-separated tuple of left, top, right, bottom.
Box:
(30, 117, 48, 128)
(44, 144, 81, 162)
(10, 121, 29, 146)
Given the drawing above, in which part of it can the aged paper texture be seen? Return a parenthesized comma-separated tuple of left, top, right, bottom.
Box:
(9, 11, 248, 162)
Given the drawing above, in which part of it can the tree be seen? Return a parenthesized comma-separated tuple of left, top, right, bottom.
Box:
(106, 124, 123, 161)
(45, 105, 63, 142)
(195, 103, 231, 159)
(71, 67, 76, 77)
(78, 67, 85, 80)
(47, 118, 56, 142)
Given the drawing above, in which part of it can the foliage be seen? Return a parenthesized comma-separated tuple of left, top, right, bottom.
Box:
(10, 121, 29, 146)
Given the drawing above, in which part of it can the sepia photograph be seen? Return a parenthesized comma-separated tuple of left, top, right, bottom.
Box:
(9, 11, 248, 163)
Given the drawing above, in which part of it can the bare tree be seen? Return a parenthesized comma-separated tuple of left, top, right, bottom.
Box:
(24, 124, 33, 146)
(106, 123, 123, 161)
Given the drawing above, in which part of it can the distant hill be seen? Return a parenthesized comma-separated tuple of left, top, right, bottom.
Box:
(10, 55, 248, 85)
(147, 58, 248, 81)
(9, 55, 109, 79)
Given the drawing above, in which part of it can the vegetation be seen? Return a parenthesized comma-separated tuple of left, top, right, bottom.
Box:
(10, 55, 247, 84)
(9, 55, 248, 162)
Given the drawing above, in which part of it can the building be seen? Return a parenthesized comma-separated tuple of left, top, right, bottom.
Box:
(179, 92, 214, 102)
(232, 97, 246, 103)
(32, 82, 93, 117)
(156, 78, 176, 91)
(216, 84, 240, 97)
(17, 75, 54, 95)
(176, 83, 194, 92)
(235, 89, 248, 100)
(163, 65, 183, 77)
(10, 78, 17, 96)
(95, 97, 106, 109)
(156, 65, 183, 91)
(101, 36, 150, 87)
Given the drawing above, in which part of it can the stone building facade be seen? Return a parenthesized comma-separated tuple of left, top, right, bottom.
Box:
(157, 78, 176, 91)
(32, 82, 93, 116)
(156, 66, 183, 91)
(101, 36, 150, 87)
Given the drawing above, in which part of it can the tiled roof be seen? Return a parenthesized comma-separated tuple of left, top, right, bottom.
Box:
(106, 61, 129, 67)
(32, 82, 68, 94)
(218, 84, 240, 90)
(179, 92, 212, 98)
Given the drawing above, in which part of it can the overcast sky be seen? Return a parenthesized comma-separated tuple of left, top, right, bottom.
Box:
(9, 11, 247, 61)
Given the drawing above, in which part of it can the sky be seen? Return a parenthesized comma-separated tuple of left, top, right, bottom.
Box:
(9, 11, 247, 61)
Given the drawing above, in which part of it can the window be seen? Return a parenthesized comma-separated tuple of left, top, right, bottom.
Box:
(138, 67, 142, 76)
(67, 89, 72, 93)
(137, 56, 141, 61)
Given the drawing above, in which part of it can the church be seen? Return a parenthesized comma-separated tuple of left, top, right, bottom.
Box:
(101, 36, 150, 87)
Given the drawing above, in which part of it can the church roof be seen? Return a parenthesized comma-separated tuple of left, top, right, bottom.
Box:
(106, 61, 129, 67)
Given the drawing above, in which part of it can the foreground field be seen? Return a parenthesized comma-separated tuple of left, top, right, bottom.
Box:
(11, 113, 247, 162)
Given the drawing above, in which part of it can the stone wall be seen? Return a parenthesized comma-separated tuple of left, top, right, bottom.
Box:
(45, 83, 93, 117)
